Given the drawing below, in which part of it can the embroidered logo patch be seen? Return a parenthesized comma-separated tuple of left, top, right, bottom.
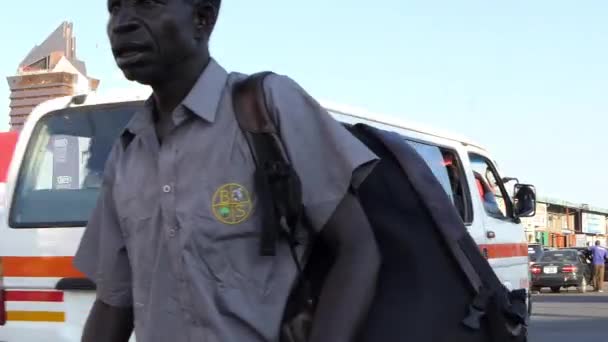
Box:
(212, 183, 253, 224)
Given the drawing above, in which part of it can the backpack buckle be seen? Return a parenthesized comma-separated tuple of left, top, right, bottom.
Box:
(462, 287, 491, 330)
(462, 305, 485, 330)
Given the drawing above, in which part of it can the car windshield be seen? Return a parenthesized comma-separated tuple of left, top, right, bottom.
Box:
(539, 251, 578, 263)
(9, 101, 142, 228)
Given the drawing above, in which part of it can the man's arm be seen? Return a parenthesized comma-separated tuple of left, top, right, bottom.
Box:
(82, 300, 134, 342)
(308, 192, 380, 342)
(263, 74, 380, 341)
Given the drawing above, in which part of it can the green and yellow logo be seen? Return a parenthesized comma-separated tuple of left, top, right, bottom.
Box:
(212, 183, 253, 225)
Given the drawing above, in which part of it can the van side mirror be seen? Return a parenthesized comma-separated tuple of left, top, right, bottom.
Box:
(513, 184, 536, 218)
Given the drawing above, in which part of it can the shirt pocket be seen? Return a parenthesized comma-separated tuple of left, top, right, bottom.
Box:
(188, 176, 277, 296)
(113, 170, 156, 231)
(112, 180, 157, 289)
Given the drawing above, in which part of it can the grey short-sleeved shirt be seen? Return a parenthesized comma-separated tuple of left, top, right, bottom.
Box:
(74, 59, 378, 342)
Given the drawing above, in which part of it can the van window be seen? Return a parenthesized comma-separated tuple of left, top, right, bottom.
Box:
(9, 102, 142, 228)
(468, 153, 512, 220)
(407, 140, 472, 224)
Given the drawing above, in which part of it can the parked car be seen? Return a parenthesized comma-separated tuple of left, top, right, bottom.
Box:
(530, 249, 592, 293)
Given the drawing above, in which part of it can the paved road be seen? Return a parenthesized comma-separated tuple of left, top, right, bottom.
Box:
(529, 284, 608, 341)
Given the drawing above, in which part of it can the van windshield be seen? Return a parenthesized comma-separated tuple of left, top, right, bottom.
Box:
(9, 101, 143, 228)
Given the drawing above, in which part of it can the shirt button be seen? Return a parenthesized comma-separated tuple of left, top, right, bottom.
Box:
(162, 184, 172, 193)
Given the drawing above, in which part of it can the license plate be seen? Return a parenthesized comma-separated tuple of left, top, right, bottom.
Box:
(544, 266, 558, 274)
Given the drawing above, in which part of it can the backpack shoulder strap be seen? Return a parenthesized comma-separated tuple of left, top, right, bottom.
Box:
(232, 72, 305, 259)
(232, 72, 278, 134)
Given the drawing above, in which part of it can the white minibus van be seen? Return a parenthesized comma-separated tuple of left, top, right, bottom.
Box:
(0, 92, 535, 341)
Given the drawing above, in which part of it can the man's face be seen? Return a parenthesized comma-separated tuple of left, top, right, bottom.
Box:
(106, 0, 205, 85)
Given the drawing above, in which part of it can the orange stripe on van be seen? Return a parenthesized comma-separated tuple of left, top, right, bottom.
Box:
(479, 243, 528, 259)
(0, 245, 527, 279)
(7, 311, 65, 322)
(1, 256, 84, 278)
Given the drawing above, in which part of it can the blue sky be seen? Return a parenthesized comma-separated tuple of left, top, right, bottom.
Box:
(0, 0, 606, 208)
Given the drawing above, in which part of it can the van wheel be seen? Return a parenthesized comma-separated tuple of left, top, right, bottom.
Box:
(550, 286, 561, 293)
(577, 278, 587, 293)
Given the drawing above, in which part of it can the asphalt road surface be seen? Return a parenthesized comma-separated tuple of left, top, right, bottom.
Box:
(529, 283, 608, 342)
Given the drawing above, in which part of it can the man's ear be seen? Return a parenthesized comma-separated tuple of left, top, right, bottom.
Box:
(193, 1, 218, 39)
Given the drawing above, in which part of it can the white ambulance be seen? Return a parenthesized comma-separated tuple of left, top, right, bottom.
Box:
(0, 92, 536, 341)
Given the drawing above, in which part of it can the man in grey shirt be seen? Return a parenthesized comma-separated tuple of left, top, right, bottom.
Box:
(75, 1, 381, 341)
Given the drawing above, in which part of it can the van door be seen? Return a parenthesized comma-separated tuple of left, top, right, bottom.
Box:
(467, 152, 529, 291)
(0, 101, 141, 341)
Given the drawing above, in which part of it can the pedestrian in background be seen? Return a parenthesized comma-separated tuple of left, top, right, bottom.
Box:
(589, 240, 607, 292)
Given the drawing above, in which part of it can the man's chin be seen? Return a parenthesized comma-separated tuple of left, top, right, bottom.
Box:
(118, 66, 158, 86)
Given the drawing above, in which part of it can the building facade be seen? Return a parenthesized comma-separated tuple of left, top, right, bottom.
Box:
(5, 22, 98, 131)
(522, 197, 608, 247)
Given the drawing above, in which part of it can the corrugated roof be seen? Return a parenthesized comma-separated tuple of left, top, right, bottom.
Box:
(538, 196, 608, 215)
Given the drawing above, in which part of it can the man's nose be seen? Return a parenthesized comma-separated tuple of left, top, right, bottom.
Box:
(109, 9, 140, 35)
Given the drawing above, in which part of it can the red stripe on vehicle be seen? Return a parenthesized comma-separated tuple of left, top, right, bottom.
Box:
(5, 291, 64, 302)
(479, 243, 529, 259)
(0, 131, 18, 182)
(1, 256, 85, 278)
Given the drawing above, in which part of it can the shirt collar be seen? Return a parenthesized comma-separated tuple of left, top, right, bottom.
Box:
(125, 58, 229, 135)
(181, 58, 228, 123)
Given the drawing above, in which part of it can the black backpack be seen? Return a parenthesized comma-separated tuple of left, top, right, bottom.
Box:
(232, 72, 529, 342)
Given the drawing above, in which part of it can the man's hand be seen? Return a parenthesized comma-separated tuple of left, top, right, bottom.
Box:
(81, 299, 134, 342)
(308, 192, 381, 342)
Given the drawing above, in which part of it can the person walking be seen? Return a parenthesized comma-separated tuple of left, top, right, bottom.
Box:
(589, 240, 607, 292)
(73, 1, 381, 341)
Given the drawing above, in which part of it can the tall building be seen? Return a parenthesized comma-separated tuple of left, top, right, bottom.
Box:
(5, 21, 99, 131)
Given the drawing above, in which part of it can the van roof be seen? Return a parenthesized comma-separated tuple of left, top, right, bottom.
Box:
(321, 100, 485, 150)
(28, 90, 486, 152)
